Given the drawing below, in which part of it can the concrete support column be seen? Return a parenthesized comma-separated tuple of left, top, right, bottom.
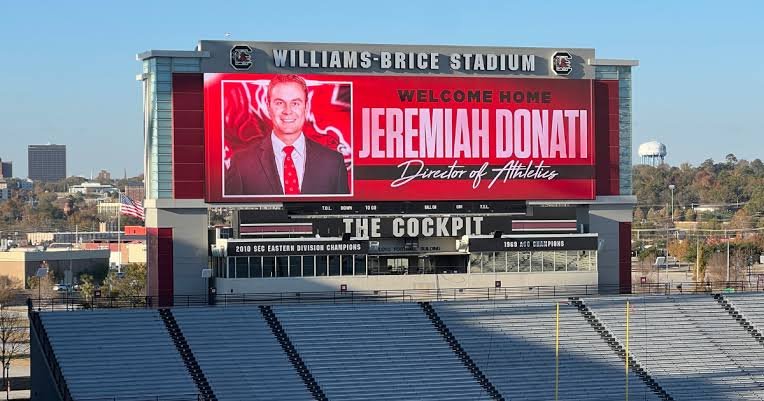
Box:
(589, 196, 636, 294)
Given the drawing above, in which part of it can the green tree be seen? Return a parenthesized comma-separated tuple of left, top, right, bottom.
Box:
(683, 208, 697, 222)
(78, 274, 95, 307)
(729, 209, 753, 230)
(744, 187, 764, 216)
(102, 263, 147, 304)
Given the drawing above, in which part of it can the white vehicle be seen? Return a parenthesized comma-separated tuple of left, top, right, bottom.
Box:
(654, 256, 679, 268)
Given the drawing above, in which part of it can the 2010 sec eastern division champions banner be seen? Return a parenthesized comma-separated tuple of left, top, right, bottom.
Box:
(204, 73, 594, 203)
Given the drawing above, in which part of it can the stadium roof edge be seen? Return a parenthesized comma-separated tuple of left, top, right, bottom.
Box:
(136, 50, 210, 61)
(590, 58, 639, 66)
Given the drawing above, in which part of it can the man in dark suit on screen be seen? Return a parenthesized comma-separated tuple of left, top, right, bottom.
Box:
(225, 75, 349, 196)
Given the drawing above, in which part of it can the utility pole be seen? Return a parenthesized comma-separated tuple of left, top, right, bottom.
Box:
(696, 232, 701, 287)
(726, 229, 730, 285)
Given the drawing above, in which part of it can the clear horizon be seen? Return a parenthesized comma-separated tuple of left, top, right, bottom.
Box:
(1, 1, 761, 178)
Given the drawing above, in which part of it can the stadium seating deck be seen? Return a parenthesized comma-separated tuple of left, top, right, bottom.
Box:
(273, 302, 491, 401)
(433, 300, 661, 401)
(38, 309, 198, 401)
(34, 293, 764, 401)
(726, 292, 764, 333)
(172, 306, 313, 401)
(585, 295, 764, 401)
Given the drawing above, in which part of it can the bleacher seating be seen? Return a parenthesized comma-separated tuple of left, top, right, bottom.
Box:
(34, 293, 764, 401)
(726, 292, 764, 331)
(38, 309, 197, 400)
(172, 306, 312, 401)
(585, 295, 764, 401)
(272, 303, 490, 401)
(433, 300, 660, 401)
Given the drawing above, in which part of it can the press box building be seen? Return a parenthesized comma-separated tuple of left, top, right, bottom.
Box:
(137, 40, 637, 304)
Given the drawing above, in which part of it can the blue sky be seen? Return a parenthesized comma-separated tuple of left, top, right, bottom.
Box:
(0, 0, 762, 178)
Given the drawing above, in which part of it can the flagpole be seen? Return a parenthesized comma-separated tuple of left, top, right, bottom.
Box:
(117, 189, 122, 274)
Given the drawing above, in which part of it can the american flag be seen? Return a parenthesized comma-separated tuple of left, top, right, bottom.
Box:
(120, 193, 144, 220)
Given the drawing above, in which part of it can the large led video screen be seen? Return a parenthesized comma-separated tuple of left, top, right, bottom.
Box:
(205, 73, 594, 202)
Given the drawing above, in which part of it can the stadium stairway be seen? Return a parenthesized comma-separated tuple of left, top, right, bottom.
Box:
(584, 295, 764, 401)
(260, 305, 328, 401)
(158, 308, 218, 401)
(171, 306, 316, 401)
(419, 301, 504, 401)
(432, 300, 662, 401)
(716, 293, 764, 346)
(569, 297, 673, 401)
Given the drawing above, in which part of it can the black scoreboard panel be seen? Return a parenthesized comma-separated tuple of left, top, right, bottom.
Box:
(469, 236, 598, 252)
(283, 201, 527, 216)
(227, 240, 369, 257)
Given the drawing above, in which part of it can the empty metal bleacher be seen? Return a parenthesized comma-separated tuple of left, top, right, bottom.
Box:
(172, 306, 313, 401)
(38, 309, 198, 401)
(273, 302, 491, 401)
(585, 295, 764, 401)
(433, 300, 661, 401)
(726, 292, 764, 336)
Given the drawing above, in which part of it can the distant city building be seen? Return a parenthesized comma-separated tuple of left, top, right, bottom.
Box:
(97, 201, 121, 216)
(17, 179, 34, 190)
(26, 229, 146, 245)
(96, 169, 111, 182)
(125, 183, 145, 201)
(0, 248, 110, 287)
(68, 181, 116, 196)
(28, 144, 66, 181)
(0, 158, 12, 178)
(0, 181, 8, 202)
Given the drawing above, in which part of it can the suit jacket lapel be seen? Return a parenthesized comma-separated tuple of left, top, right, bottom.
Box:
(257, 136, 283, 194)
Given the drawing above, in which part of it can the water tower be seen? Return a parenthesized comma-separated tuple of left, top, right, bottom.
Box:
(638, 141, 667, 166)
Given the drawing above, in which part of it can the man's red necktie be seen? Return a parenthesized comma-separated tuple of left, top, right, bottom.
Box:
(282, 145, 300, 195)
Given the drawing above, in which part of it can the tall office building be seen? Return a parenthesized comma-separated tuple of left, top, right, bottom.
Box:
(0, 158, 11, 178)
(28, 144, 66, 181)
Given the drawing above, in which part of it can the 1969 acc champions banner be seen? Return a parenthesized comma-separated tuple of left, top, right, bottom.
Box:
(204, 73, 594, 202)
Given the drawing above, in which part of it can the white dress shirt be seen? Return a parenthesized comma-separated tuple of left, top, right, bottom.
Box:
(271, 132, 306, 192)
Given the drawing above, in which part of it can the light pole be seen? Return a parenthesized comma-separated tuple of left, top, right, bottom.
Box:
(668, 184, 676, 223)
(35, 264, 49, 311)
(4, 361, 9, 401)
(726, 229, 730, 285)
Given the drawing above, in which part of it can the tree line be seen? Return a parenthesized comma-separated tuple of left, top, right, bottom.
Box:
(0, 175, 144, 236)
(633, 154, 764, 286)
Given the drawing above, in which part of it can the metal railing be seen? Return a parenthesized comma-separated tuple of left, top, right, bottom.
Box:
(26, 281, 763, 311)
(74, 394, 203, 401)
(27, 300, 73, 401)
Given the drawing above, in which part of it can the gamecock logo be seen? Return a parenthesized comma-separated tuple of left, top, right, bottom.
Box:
(552, 52, 572, 75)
(231, 45, 253, 70)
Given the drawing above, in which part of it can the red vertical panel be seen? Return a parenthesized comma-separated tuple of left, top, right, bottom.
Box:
(147, 227, 174, 306)
(594, 80, 620, 196)
(172, 73, 205, 199)
(619, 222, 632, 294)
(147, 228, 159, 301)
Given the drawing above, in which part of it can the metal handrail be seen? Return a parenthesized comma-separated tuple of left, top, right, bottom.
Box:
(26, 281, 762, 311)
(75, 394, 202, 401)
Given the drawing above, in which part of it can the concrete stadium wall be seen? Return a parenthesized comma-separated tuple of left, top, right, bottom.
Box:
(214, 271, 598, 294)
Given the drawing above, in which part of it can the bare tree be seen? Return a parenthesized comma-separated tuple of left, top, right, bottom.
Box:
(0, 277, 21, 306)
(0, 306, 28, 399)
